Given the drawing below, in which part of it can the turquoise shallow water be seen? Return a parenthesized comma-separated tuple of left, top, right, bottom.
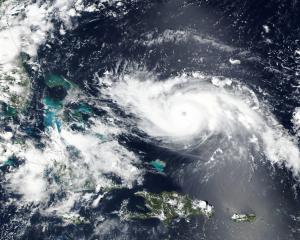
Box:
(43, 96, 63, 132)
(150, 159, 166, 172)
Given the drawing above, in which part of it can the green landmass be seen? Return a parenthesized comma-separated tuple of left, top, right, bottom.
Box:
(45, 74, 73, 90)
(61, 213, 89, 225)
(231, 213, 256, 223)
(123, 191, 214, 224)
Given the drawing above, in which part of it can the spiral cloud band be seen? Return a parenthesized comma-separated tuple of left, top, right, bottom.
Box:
(103, 70, 300, 175)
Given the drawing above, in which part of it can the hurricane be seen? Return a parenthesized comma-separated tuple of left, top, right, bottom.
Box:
(0, 0, 300, 239)
(103, 69, 300, 173)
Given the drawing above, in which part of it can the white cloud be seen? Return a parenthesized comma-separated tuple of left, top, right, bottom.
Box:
(103, 70, 300, 176)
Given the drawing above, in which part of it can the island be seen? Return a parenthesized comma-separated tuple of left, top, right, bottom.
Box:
(231, 213, 256, 223)
(122, 191, 214, 224)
